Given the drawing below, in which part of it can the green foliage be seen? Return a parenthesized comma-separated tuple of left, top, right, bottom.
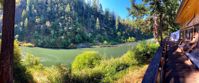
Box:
(126, 37, 136, 42)
(15, 0, 152, 48)
(21, 9, 27, 19)
(103, 40, 108, 45)
(71, 57, 130, 83)
(45, 65, 70, 83)
(23, 53, 70, 83)
(65, 4, 71, 13)
(129, 0, 180, 36)
(97, 58, 130, 83)
(24, 18, 28, 28)
(72, 51, 102, 71)
(131, 41, 159, 64)
(70, 41, 159, 83)
(19, 40, 159, 82)
(13, 41, 34, 83)
(71, 67, 104, 83)
(20, 42, 34, 47)
(96, 18, 100, 30)
(23, 53, 41, 67)
(120, 50, 138, 65)
(115, 16, 120, 30)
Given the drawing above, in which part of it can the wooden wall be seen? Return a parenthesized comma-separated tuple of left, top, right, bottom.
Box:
(176, 0, 199, 28)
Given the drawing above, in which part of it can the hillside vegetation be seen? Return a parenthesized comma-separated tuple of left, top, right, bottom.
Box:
(14, 0, 152, 48)
(16, 40, 159, 82)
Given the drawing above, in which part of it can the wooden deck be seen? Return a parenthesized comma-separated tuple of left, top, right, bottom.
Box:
(164, 42, 199, 83)
(142, 41, 199, 83)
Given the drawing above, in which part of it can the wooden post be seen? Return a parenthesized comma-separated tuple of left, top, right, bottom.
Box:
(0, 0, 16, 82)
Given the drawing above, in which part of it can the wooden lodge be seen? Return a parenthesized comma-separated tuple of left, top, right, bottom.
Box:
(176, 0, 199, 40)
(142, 0, 199, 83)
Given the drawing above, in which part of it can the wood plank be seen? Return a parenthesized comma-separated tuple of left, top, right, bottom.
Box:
(164, 48, 199, 83)
(142, 47, 163, 83)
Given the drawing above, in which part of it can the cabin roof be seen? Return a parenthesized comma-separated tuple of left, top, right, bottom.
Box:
(175, 0, 199, 29)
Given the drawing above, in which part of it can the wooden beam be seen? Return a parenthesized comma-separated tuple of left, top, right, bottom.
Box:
(176, 0, 199, 28)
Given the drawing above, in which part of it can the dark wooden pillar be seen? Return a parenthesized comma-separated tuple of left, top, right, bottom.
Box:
(0, 0, 16, 82)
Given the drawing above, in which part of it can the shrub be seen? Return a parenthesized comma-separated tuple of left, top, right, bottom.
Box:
(19, 42, 35, 47)
(13, 41, 34, 83)
(120, 50, 138, 65)
(98, 58, 130, 83)
(71, 67, 104, 83)
(131, 41, 159, 64)
(23, 54, 70, 83)
(71, 58, 131, 83)
(45, 65, 70, 83)
(103, 40, 108, 45)
(72, 51, 102, 71)
(126, 37, 136, 42)
(23, 53, 41, 67)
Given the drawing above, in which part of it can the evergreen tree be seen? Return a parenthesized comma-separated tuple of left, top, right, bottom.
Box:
(129, 0, 180, 42)
(65, 4, 71, 13)
(96, 18, 100, 30)
(14, 0, 151, 48)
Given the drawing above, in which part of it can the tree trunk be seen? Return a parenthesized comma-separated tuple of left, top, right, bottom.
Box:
(0, 0, 16, 82)
(153, 14, 159, 44)
(159, 13, 163, 46)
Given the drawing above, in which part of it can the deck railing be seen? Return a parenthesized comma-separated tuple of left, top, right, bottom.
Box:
(142, 40, 168, 83)
(142, 47, 163, 83)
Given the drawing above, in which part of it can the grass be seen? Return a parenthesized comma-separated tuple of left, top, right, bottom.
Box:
(115, 65, 148, 83)
(21, 44, 135, 67)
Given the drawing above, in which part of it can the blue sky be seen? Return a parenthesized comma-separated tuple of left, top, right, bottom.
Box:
(99, 0, 142, 19)
(99, 0, 131, 19)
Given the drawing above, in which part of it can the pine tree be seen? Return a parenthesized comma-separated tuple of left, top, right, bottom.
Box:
(115, 16, 120, 30)
(129, 0, 180, 42)
(66, 4, 71, 13)
(96, 18, 100, 30)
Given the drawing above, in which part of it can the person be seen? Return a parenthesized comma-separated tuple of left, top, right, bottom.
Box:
(173, 32, 199, 55)
(186, 32, 199, 52)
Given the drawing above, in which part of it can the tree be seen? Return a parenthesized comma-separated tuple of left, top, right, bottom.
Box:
(65, 4, 71, 13)
(0, 0, 15, 82)
(96, 18, 100, 30)
(24, 18, 28, 28)
(129, 0, 180, 43)
(14, 0, 151, 48)
(115, 16, 120, 30)
(93, 0, 99, 10)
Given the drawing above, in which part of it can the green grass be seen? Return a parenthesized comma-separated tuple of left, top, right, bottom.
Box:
(21, 44, 135, 67)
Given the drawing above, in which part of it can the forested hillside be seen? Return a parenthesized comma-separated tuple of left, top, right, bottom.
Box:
(13, 0, 152, 48)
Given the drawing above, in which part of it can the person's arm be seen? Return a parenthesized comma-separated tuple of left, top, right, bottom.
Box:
(184, 39, 191, 43)
(189, 37, 196, 44)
